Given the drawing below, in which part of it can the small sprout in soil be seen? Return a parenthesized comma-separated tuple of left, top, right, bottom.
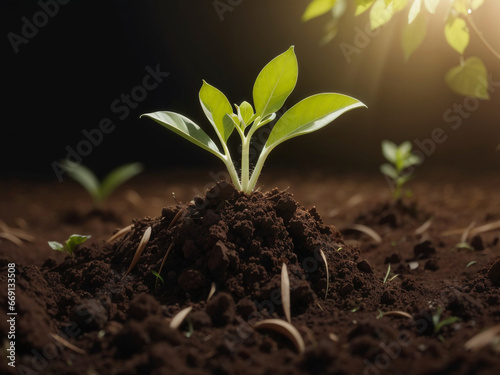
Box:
(336, 247, 343, 252)
(319, 249, 329, 299)
(123, 226, 152, 278)
(169, 306, 193, 330)
(59, 160, 143, 206)
(141, 46, 365, 194)
(380, 140, 422, 200)
(48, 234, 91, 257)
(433, 306, 461, 341)
(466, 260, 478, 269)
(383, 264, 399, 284)
(281, 263, 292, 323)
(351, 306, 359, 313)
(253, 319, 305, 355)
(376, 309, 385, 319)
(329, 332, 339, 342)
(152, 270, 164, 289)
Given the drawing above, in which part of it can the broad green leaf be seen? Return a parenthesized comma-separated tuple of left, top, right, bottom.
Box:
(236, 101, 255, 127)
(253, 46, 298, 120)
(302, 0, 337, 22)
(199, 80, 234, 142)
(403, 154, 422, 168)
(99, 162, 143, 202)
(393, 0, 409, 11)
(65, 234, 91, 254)
(408, 0, 421, 24)
(370, 0, 393, 30)
(470, 0, 484, 10)
(141, 111, 224, 159)
(398, 141, 412, 158)
(445, 57, 489, 99)
(61, 160, 100, 202)
(402, 12, 427, 60)
(48, 241, 64, 251)
(423, 0, 439, 13)
(355, 0, 375, 15)
(452, 0, 468, 15)
(265, 93, 366, 151)
(380, 163, 398, 179)
(445, 17, 469, 54)
(381, 140, 398, 163)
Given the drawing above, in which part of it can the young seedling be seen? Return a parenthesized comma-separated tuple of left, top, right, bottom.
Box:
(141, 46, 365, 194)
(380, 140, 422, 200)
(48, 234, 91, 257)
(60, 160, 144, 206)
(383, 264, 399, 284)
(433, 306, 461, 342)
(152, 270, 165, 289)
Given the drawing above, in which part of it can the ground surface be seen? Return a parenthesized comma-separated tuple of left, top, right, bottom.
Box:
(1, 168, 500, 375)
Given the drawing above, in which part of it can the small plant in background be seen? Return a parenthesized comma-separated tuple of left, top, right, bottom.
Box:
(380, 140, 422, 200)
(433, 306, 461, 342)
(141, 46, 365, 194)
(48, 234, 91, 257)
(60, 161, 143, 206)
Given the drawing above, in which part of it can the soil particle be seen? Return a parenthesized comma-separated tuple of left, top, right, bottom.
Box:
(414, 240, 436, 260)
(487, 258, 500, 285)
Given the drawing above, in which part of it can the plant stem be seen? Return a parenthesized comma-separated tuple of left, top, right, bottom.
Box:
(241, 136, 250, 192)
(247, 146, 271, 193)
(467, 15, 500, 61)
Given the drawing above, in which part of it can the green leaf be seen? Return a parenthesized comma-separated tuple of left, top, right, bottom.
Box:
(141, 111, 225, 159)
(393, 0, 409, 11)
(60, 160, 101, 203)
(265, 93, 366, 151)
(355, 0, 375, 15)
(423, 0, 438, 13)
(370, 0, 393, 30)
(381, 140, 397, 162)
(302, 0, 337, 21)
(402, 12, 427, 60)
(380, 163, 398, 179)
(445, 57, 490, 99)
(48, 241, 64, 251)
(236, 101, 255, 128)
(65, 234, 91, 255)
(398, 141, 412, 157)
(253, 46, 298, 120)
(408, 0, 421, 24)
(99, 163, 143, 202)
(403, 153, 422, 168)
(444, 17, 469, 54)
(199, 81, 234, 142)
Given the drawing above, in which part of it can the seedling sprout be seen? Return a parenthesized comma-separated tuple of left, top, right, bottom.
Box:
(141, 46, 365, 194)
(60, 161, 143, 206)
(380, 140, 422, 200)
(48, 234, 91, 257)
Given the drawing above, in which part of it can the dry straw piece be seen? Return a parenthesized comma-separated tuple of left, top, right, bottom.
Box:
(465, 325, 500, 351)
(123, 226, 152, 278)
(253, 319, 305, 354)
(281, 263, 291, 323)
(415, 217, 433, 235)
(169, 306, 193, 330)
(382, 311, 413, 319)
(106, 224, 133, 243)
(50, 333, 86, 355)
(207, 282, 217, 302)
(319, 249, 329, 299)
(343, 224, 382, 244)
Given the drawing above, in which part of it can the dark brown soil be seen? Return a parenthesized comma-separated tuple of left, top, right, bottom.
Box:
(1, 169, 500, 375)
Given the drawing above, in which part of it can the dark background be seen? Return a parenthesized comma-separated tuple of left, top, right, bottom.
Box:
(2, 0, 499, 180)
